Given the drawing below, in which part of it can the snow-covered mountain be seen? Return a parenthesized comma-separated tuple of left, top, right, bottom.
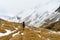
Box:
(0, 7, 60, 27)
(0, 0, 60, 27)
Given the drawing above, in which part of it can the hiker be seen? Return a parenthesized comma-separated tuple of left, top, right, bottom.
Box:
(22, 22, 25, 30)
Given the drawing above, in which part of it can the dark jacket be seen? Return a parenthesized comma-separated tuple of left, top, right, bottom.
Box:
(22, 22, 25, 28)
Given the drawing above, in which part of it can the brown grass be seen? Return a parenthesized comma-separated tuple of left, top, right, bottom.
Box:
(0, 19, 60, 40)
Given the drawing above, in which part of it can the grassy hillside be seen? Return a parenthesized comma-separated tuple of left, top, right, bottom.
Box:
(0, 18, 60, 40)
(45, 21, 60, 31)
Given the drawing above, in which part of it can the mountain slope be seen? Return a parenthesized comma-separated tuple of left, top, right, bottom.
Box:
(0, 0, 60, 27)
(0, 18, 60, 40)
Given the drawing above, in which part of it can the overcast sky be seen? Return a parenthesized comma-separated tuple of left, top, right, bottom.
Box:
(0, 0, 60, 17)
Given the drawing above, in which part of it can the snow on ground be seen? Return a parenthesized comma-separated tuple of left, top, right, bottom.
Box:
(0, 29, 11, 37)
